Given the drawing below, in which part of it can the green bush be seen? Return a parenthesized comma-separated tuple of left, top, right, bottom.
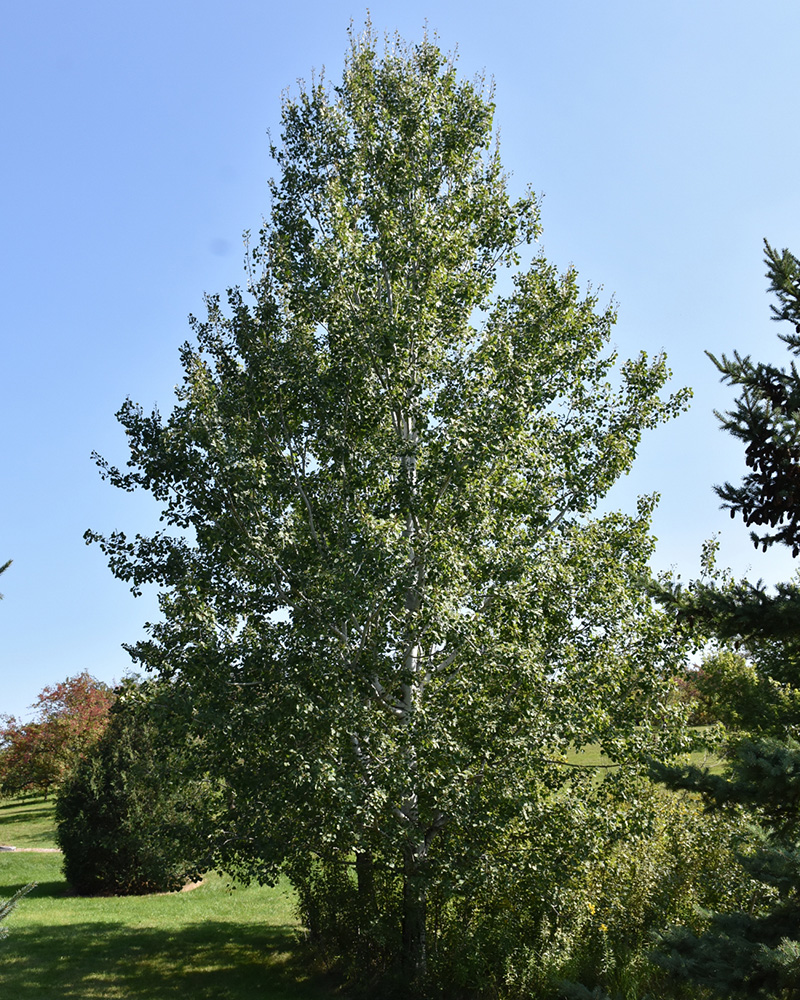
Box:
(283, 774, 754, 999)
(425, 778, 755, 1000)
(55, 680, 212, 895)
(281, 772, 756, 998)
(286, 849, 402, 986)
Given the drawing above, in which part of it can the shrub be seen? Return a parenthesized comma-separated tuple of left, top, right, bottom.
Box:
(56, 680, 212, 895)
(426, 777, 755, 1000)
(286, 849, 402, 985)
(284, 773, 753, 999)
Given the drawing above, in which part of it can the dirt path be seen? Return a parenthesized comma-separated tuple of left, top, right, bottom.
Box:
(0, 846, 61, 852)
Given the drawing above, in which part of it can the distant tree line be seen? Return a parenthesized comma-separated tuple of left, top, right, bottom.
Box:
(0, 672, 114, 798)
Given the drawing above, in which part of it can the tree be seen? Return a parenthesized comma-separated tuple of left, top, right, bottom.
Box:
(88, 26, 689, 989)
(0, 559, 11, 600)
(672, 646, 781, 729)
(714, 242, 800, 557)
(0, 672, 114, 797)
(56, 678, 211, 895)
(651, 243, 800, 999)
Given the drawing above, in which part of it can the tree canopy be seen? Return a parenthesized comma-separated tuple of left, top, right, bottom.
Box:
(89, 26, 690, 989)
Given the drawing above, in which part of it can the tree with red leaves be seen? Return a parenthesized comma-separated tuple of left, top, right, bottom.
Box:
(0, 673, 115, 797)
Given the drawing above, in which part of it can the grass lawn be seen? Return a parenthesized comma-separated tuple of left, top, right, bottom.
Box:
(0, 796, 59, 849)
(0, 798, 333, 1000)
(570, 734, 726, 772)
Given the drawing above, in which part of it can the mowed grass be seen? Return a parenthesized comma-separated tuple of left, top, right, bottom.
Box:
(0, 799, 333, 1000)
(0, 795, 59, 849)
(570, 734, 726, 772)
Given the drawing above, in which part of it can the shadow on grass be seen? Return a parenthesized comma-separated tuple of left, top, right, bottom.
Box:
(0, 879, 66, 900)
(0, 806, 54, 825)
(0, 796, 49, 809)
(0, 920, 333, 1000)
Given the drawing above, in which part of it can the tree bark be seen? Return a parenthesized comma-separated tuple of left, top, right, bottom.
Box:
(401, 846, 428, 989)
(355, 849, 377, 938)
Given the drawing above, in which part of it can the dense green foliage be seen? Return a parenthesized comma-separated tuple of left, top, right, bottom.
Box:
(87, 25, 695, 993)
(674, 646, 786, 729)
(714, 243, 800, 557)
(55, 680, 211, 896)
(290, 776, 755, 999)
(651, 245, 800, 999)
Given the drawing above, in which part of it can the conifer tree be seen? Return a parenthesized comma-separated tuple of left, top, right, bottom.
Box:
(55, 678, 209, 896)
(651, 243, 800, 999)
(0, 885, 35, 941)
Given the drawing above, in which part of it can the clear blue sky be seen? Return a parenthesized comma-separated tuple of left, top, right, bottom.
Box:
(3, 0, 799, 719)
